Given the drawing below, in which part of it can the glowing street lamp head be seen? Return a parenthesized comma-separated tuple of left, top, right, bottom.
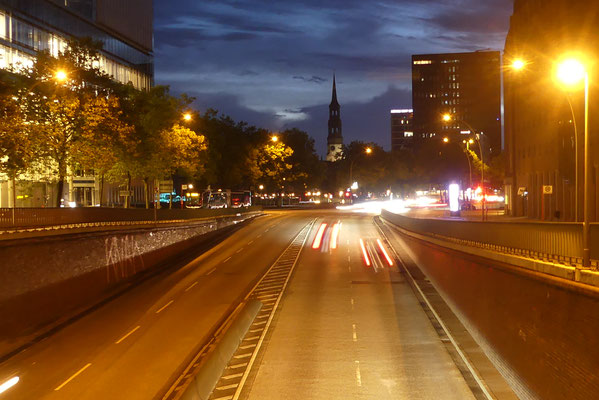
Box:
(557, 58, 586, 87)
(271, 135, 279, 142)
(443, 137, 449, 143)
(512, 59, 526, 71)
(183, 113, 192, 121)
(442, 113, 452, 122)
(55, 70, 67, 82)
(259, 184, 264, 190)
(365, 147, 372, 154)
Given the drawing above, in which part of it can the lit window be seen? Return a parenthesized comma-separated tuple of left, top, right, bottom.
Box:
(414, 60, 432, 65)
(404, 131, 414, 137)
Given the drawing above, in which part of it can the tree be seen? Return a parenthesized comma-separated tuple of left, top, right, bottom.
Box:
(249, 139, 294, 204)
(280, 128, 324, 192)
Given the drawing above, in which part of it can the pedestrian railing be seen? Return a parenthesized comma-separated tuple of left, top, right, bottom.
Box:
(381, 209, 599, 267)
(0, 206, 262, 230)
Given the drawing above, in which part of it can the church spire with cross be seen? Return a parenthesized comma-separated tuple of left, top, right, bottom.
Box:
(327, 74, 343, 162)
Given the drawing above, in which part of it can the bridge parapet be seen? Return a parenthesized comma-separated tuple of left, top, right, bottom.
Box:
(381, 210, 598, 268)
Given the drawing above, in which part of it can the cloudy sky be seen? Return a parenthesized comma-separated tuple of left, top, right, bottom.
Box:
(154, 0, 513, 155)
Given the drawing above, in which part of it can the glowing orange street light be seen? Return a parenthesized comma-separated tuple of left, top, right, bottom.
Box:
(442, 113, 452, 122)
(55, 70, 68, 82)
(365, 147, 372, 154)
(183, 113, 192, 122)
(271, 135, 279, 142)
(512, 59, 526, 71)
(443, 137, 449, 143)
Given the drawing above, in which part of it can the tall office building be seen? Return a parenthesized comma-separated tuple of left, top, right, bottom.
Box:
(390, 109, 413, 151)
(326, 75, 343, 162)
(411, 51, 501, 155)
(0, 0, 153, 90)
(504, 0, 599, 221)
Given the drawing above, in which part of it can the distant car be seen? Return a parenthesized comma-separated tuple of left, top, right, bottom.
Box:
(460, 201, 476, 211)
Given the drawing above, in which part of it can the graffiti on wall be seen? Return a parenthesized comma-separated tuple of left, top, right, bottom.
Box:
(105, 235, 146, 283)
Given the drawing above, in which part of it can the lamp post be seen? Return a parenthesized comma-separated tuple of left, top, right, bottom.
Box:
(441, 136, 473, 190)
(556, 57, 590, 268)
(443, 115, 486, 220)
(348, 147, 372, 203)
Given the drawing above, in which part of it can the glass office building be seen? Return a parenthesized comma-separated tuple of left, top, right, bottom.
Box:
(0, 0, 153, 89)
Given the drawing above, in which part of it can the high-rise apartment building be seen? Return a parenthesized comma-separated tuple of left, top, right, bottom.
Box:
(390, 109, 413, 151)
(0, 0, 153, 90)
(411, 51, 501, 155)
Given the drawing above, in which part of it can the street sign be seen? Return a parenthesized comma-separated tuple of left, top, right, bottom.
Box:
(158, 180, 173, 193)
(119, 190, 133, 197)
(543, 185, 553, 195)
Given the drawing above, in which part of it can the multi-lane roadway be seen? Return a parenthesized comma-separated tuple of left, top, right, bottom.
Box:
(0, 210, 493, 399)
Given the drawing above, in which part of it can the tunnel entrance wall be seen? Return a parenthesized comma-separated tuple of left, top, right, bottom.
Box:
(386, 220, 599, 400)
(0, 212, 261, 360)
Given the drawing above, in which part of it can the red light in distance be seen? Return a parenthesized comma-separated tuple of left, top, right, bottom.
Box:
(359, 238, 371, 266)
(376, 239, 393, 266)
(312, 223, 327, 249)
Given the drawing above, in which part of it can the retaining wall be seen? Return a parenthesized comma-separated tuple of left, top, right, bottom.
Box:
(383, 214, 599, 400)
(0, 212, 260, 359)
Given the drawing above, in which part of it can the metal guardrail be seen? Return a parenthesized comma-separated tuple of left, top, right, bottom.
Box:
(381, 209, 599, 265)
(0, 206, 262, 229)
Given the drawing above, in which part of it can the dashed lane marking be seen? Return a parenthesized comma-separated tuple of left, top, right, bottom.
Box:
(355, 361, 362, 387)
(54, 363, 92, 391)
(206, 268, 216, 276)
(185, 281, 198, 292)
(223, 257, 232, 263)
(352, 324, 358, 342)
(222, 373, 244, 380)
(156, 300, 174, 314)
(216, 384, 238, 390)
(115, 326, 141, 344)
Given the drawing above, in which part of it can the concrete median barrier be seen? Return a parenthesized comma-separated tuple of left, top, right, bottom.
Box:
(178, 299, 263, 400)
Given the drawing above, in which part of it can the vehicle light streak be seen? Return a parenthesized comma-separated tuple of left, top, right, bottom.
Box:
(359, 238, 371, 266)
(377, 239, 394, 266)
(0, 376, 19, 394)
(330, 222, 340, 249)
(312, 223, 327, 249)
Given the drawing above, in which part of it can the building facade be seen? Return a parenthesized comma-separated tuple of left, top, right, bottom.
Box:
(504, 0, 599, 221)
(390, 109, 414, 151)
(411, 51, 502, 156)
(0, 0, 154, 207)
(327, 75, 343, 162)
(0, 0, 153, 89)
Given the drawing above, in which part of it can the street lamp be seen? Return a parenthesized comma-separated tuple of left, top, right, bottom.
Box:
(55, 70, 68, 82)
(348, 146, 373, 203)
(442, 114, 486, 220)
(271, 135, 279, 142)
(183, 113, 192, 122)
(556, 56, 590, 268)
(511, 59, 526, 71)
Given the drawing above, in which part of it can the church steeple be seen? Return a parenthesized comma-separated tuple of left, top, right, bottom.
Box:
(331, 74, 339, 107)
(327, 74, 343, 162)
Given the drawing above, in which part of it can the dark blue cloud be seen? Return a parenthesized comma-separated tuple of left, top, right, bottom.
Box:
(154, 0, 513, 154)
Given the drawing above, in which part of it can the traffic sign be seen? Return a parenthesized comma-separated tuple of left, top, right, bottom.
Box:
(543, 185, 553, 195)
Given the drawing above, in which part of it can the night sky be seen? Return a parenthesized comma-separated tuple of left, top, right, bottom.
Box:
(154, 0, 512, 154)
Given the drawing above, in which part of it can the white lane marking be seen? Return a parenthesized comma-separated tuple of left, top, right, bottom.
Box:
(216, 384, 238, 390)
(240, 344, 257, 350)
(156, 300, 174, 314)
(206, 268, 216, 276)
(213, 396, 233, 400)
(352, 324, 358, 342)
(229, 363, 248, 369)
(236, 248, 243, 254)
(348, 256, 351, 262)
(256, 234, 262, 238)
(54, 363, 92, 391)
(115, 325, 141, 344)
(233, 353, 252, 359)
(248, 240, 254, 245)
(222, 373, 244, 380)
(223, 257, 232, 263)
(185, 281, 198, 292)
(244, 335, 261, 341)
(355, 361, 362, 387)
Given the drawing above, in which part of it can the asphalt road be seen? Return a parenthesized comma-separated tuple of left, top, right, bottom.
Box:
(0, 211, 312, 400)
(235, 212, 478, 399)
